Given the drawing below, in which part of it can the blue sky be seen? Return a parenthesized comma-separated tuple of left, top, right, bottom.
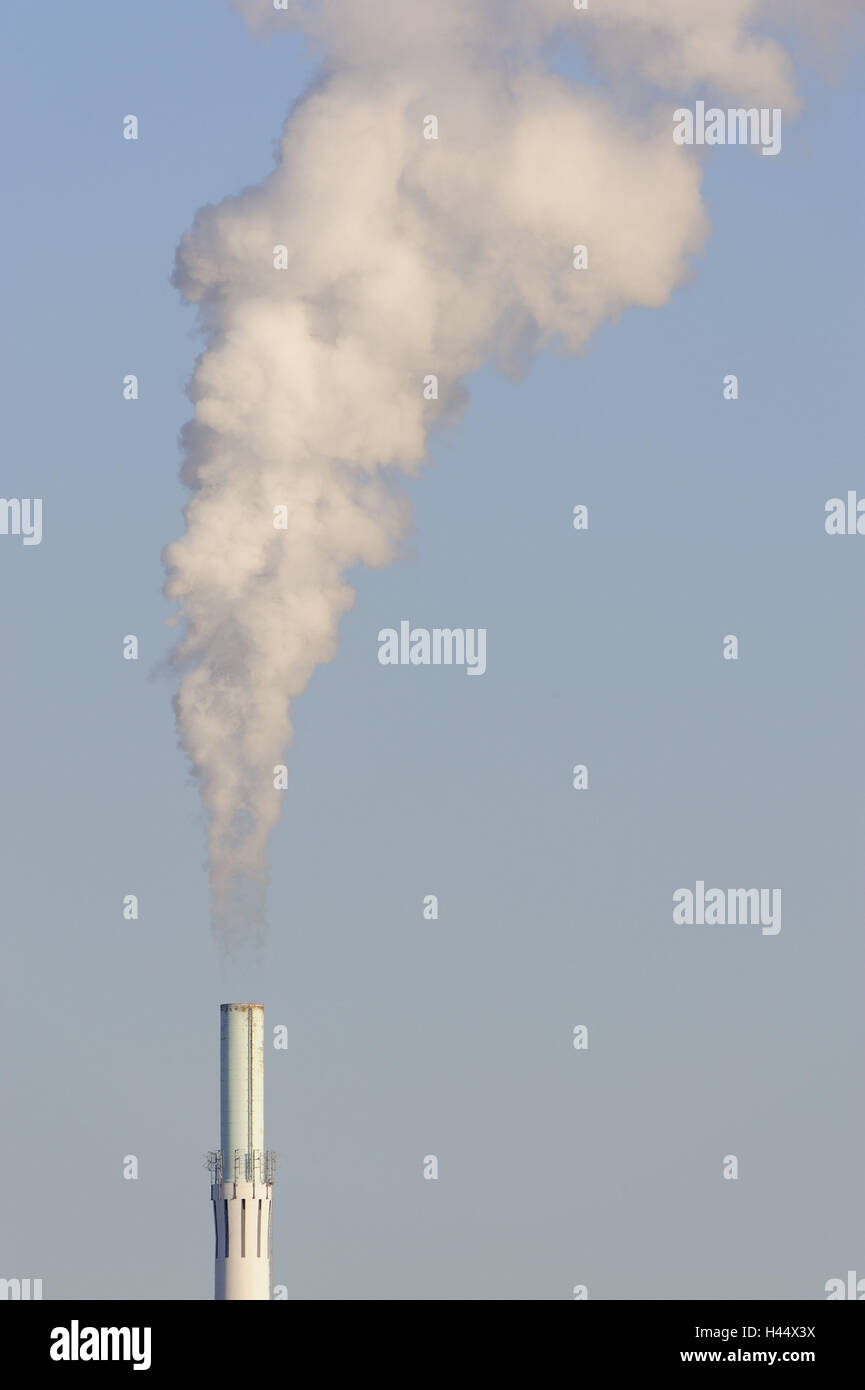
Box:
(0, 1, 862, 1298)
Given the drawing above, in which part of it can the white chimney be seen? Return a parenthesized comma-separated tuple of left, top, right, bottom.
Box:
(210, 1003, 275, 1300)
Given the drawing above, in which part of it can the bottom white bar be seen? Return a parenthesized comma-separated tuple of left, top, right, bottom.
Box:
(212, 1181, 273, 1300)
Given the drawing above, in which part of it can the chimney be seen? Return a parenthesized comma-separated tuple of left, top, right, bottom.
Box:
(209, 1003, 275, 1299)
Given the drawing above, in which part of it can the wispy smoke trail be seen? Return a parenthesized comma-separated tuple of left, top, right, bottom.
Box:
(164, 0, 848, 942)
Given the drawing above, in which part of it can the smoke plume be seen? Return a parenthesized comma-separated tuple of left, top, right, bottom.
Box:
(164, 0, 855, 942)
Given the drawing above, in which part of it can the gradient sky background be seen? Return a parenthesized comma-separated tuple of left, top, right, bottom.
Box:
(1, 1, 863, 1299)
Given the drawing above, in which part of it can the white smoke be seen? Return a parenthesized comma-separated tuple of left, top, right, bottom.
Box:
(165, 0, 857, 943)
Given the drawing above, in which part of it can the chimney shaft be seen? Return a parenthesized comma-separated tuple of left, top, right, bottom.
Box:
(211, 1003, 274, 1300)
(220, 1002, 264, 1174)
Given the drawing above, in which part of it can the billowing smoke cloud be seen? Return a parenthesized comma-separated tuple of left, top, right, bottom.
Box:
(165, 0, 855, 943)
